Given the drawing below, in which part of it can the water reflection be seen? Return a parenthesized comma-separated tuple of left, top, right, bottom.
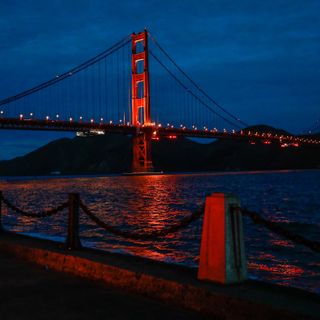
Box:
(0, 170, 320, 294)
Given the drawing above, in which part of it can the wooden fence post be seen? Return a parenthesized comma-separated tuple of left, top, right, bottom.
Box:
(66, 193, 82, 250)
(198, 193, 247, 284)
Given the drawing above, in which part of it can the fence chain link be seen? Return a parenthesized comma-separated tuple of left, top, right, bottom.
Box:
(237, 207, 320, 253)
(1, 194, 69, 218)
(3, 189, 319, 255)
(79, 200, 204, 240)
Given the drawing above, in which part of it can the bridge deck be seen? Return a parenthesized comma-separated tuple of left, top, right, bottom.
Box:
(0, 118, 319, 145)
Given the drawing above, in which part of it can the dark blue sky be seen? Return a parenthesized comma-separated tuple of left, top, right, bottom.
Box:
(0, 0, 319, 160)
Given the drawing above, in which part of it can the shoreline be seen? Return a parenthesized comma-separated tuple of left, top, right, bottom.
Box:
(1, 169, 319, 295)
(1, 168, 319, 182)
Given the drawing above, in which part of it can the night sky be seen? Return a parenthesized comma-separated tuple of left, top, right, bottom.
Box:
(0, 0, 319, 160)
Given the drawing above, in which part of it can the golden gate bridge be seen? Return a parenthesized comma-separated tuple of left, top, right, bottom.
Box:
(0, 29, 319, 172)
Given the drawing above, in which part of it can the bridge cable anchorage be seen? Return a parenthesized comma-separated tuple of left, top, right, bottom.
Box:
(79, 200, 204, 240)
(147, 31, 249, 128)
(1, 194, 68, 218)
(149, 50, 242, 129)
(0, 35, 131, 106)
(232, 206, 320, 253)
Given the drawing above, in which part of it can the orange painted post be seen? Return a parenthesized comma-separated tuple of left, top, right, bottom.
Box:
(0, 191, 3, 233)
(198, 193, 247, 284)
(66, 193, 82, 250)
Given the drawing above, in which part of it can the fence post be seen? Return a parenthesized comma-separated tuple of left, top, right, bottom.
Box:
(0, 191, 3, 233)
(66, 193, 82, 250)
(198, 193, 247, 284)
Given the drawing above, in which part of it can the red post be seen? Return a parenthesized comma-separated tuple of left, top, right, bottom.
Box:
(198, 193, 247, 284)
(66, 193, 82, 250)
(131, 29, 153, 172)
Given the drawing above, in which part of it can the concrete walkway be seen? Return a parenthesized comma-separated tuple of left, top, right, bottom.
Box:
(0, 232, 319, 319)
(0, 251, 210, 320)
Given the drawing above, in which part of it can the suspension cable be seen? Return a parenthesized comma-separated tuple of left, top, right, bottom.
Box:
(148, 31, 248, 128)
(0, 36, 131, 106)
(149, 50, 242, 129)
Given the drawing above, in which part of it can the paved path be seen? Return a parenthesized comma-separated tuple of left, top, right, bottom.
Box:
(0, 253, 210, 320)
(0, 232, 319, 319)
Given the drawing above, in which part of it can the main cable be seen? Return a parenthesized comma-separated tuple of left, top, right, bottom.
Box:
(149, 50, 241, 129)
(148, 31, 248, 128)
(0, 35, 131, 106)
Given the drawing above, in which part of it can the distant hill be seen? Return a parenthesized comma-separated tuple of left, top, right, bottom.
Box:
(0, 125, 320, 176)
(242, 124, 290, 135)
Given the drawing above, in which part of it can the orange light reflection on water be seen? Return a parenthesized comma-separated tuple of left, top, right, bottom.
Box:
(77, 175, 194, 263)
(249, 262, 304, 278)
(1, 172, 320, 293)
(248, 251, 305, 286)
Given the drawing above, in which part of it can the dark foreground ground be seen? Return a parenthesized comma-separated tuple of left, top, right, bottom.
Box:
(0, 252, 209, 320)
(0, 232, 319, 320)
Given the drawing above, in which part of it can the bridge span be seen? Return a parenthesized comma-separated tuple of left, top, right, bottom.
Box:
(0, 29, 319, 172)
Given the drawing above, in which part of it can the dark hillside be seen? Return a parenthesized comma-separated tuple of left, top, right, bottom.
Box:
(0, 126, 319, 176)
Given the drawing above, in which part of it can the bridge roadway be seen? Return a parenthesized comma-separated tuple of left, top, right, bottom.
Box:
(0, 117, 319, 146)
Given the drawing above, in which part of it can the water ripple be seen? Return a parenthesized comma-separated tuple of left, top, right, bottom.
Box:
(0, 170, 319, 294)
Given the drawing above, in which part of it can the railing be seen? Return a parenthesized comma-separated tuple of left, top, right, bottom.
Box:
(0, 190, 319, 284)
(0, 191, 204, 249)
(236, 207, 320, 253)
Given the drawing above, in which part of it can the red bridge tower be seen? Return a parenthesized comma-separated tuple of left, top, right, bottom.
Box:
(131, 30, 154, 172)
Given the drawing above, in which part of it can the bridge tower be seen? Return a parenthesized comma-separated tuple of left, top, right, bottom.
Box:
(131, 30, 154, 172)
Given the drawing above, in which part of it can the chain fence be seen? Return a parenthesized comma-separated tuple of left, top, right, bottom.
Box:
(0, 193, 68, 218)
(235, 206, 320, 253)
(79, 200, 204, 240)
(1, 190, 319, 254)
